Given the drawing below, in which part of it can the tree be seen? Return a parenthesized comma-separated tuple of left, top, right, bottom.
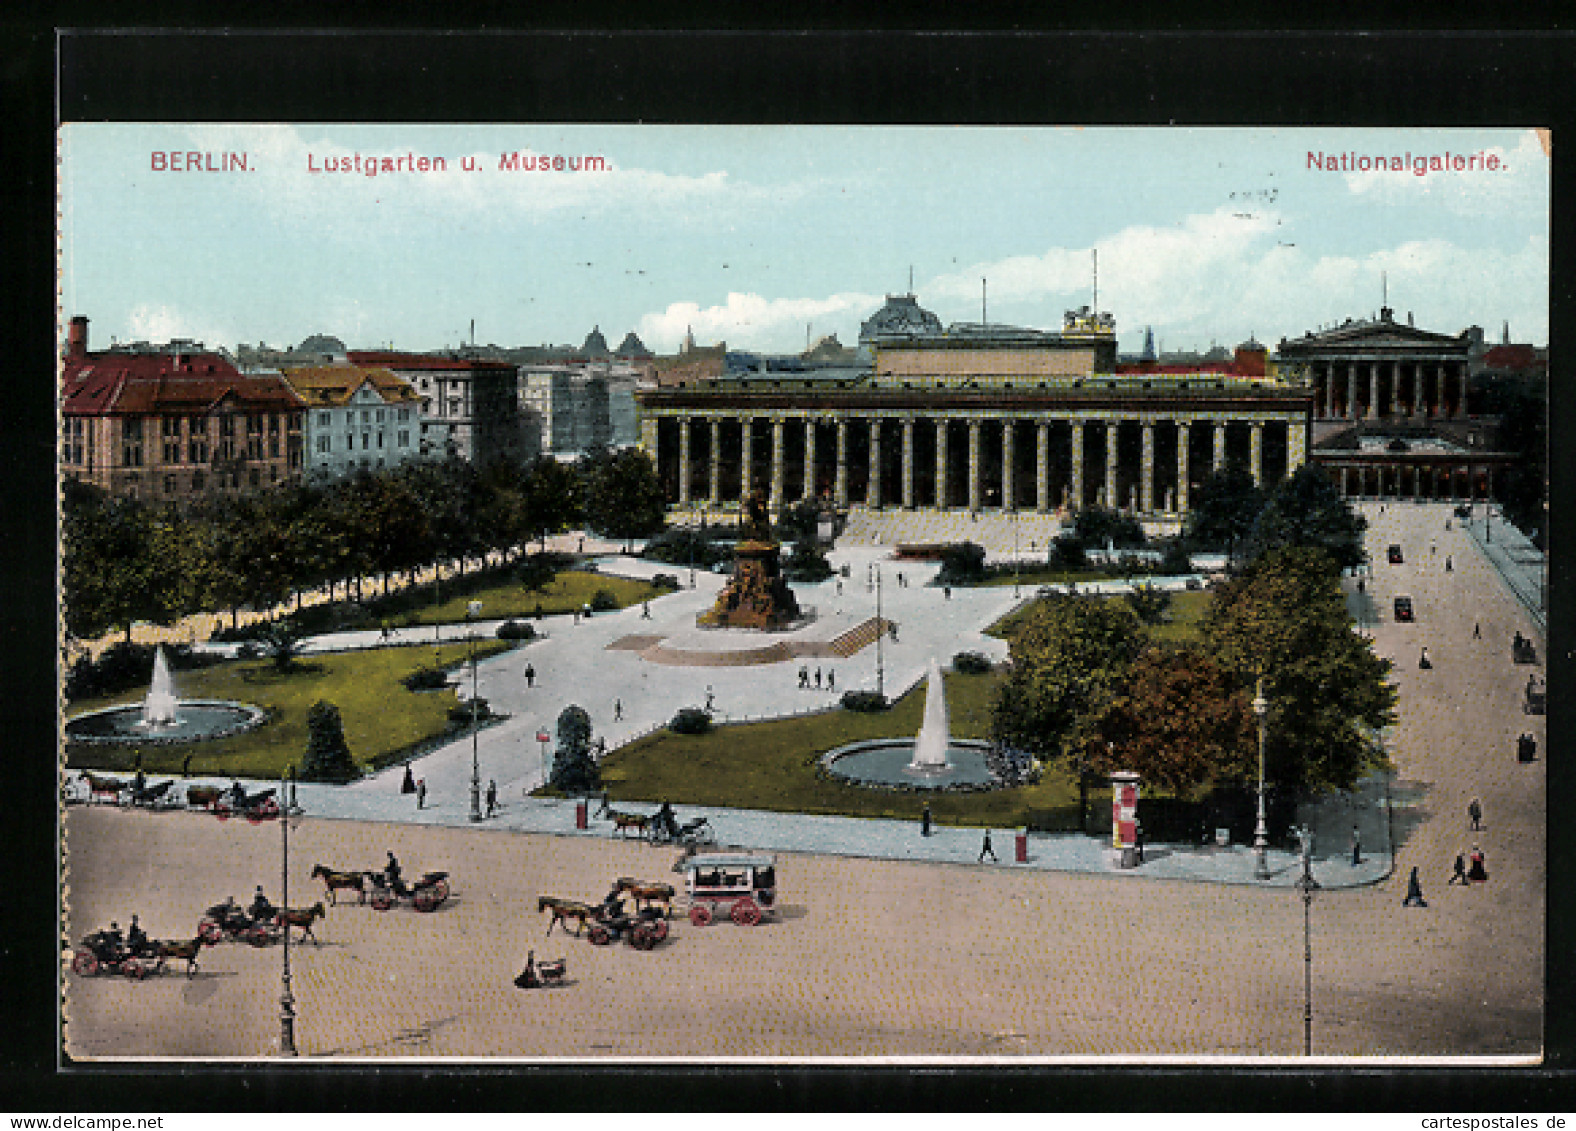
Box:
(992, 595, 1145, 825)
(1186, 459, 1264, 566)
(258, 620, 306, 672)
(549, 704, 601, 793)
(1125, 583, 1172, 626)
(1071, 506, 1146, 551)
(777, 499, 832, 581)
(1200, 546, 1396, 796)
(936, 541, 987, 585)
(1079, 646, 1257, 795)
(1249, 464, 1367, 572)
(581, 447, 665, 546)
(301, 700, 358, 781)
(61, 488, 188, 642)
(524, 455, 582, 549)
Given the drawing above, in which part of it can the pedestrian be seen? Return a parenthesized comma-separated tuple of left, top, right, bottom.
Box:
(1468, 797, 1482, 831)
(836, 580, 843, 596)
(798, 665, 809, 689)
(815, 667, 823, 689)
(642, 601, 651, 619)
(1468, 845, 1488, 883)
(889, 622, 899, 642)
(578, 536, 585, 553)
(402, 764, 416, 794)
(705, 685, 715, 712)
(921, 802, 932, 838)
(524, 663, 535, 688)
(1473, 622, 1481, 639)
(416, 779, 426, 810)
(486, 779, 498, 817)
(572, 609, 579, 625)
(1357, 578, 1365, 594)
(898, 572, 905, 588)
(535, 602, 544, 621)
(1402, 866, 1428, 907)
(943, 586, 952, 600)
(181, 753, 193, 778)
(1445, 555, 1452, 572)
(597, 737, 607, 759)
(614, 698, 623, 721)
(827, 669, 835, 692)
(1350, 825, 1361, 866)
(979, 829, 997, 862)
(1449, 853, 1469, 885)
(1419, 647, 1432, 670)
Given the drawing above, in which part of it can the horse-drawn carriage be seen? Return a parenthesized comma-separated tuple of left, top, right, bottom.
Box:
(127, 778, 179, 810)
(71, 928, 207, 979)
(213, 785, 280, 823)
(601, 799, 716, 848)
(538, 879, 672, 949)
(367, 869, 450, 912)
(683, 853, 776, 927)
(198, 899, 283, 946)
(1513, 632, 1539, 665)
(73, 772, 128, 806)
(1525, 675, 1547, 716)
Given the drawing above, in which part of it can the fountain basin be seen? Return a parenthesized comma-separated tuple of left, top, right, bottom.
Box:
(65, 700, 266, 746)
(821, 738, 1001, 792)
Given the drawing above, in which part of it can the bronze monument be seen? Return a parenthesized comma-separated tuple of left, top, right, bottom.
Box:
(698, 486, 802, 629)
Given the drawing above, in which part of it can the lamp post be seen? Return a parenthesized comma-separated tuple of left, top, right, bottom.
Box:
(1013, 513, 1021, 597)
(467, 600, 482, 823)
(278, 767, 298, 1057)
(1294, 824, 1319, 1056)
(874, 565, 885, 699)
(1252, 677, 1271, 880)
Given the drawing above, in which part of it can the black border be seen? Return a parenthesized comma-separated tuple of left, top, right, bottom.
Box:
(7, 25, 1574, 1111)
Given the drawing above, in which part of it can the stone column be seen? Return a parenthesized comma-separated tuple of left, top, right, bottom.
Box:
(709, 417, 722, 504)
(1001, 420, 1016, 511)
(1287, 417, 1307, 474)
(1035, 421, 1050, 513)
(834, 417, 849, 506)
(677, 417, 692, 505)
(935, 420, 949, 509)
(1347, 364, 1359, 421)
(639, 416, 658, 459)
(1070, 421, 1085, 508)
(1366, 362, 1379, 420)
(1455, 362, 1467, 419)
(867, 419, 882, 508)
(1176, 421, 1191, 513)
(1324, 364, 1336, 419)
(1212, 421, 1226, 472)
(769, 418, 785, 512)
(1104, 420, 1119, 509)
(967, 420, 982, 511)
(901, 417, 915, 509)
(1139, 421, 1155, 513)
(1410, 361, 1423, 417)
(1249, 421, 1264, 486)
(803, 418, 817, 501)
(739, 417, 754, 499)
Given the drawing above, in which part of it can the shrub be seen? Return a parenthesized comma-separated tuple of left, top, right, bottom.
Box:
(236, 642, 262, 660)
(496, 619, 536, 641)
(401, 666, 450, 691)
(550, 704, 601, 793)
(1159, 537, 1193, 575)
(952, 651, 993, 675)
(841, 690, 889, 713)
(301, 700, 357, 782)
(448, 698, 491, 724)
(1072, 506, 1147, 550)
(784, 540, 834, 582)
(1126, 583, 1173, 626)
(643, 528, 728, 569)
(650, 573, 681, 591)
(589, 588, 619, 612)
(935, 541, 988, 585)
(1048, 535, 1088, 572)
(669, 707, 713, 734)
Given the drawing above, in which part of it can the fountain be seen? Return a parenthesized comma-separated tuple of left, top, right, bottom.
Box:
(65, 646, 264, 747)
(907, 658, 952, 774)
(820, 656, 1001, 792)
(141, 646, 179, 728)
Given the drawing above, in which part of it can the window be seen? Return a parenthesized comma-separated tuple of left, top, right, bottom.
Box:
(218, 415, 235, 437)
(162, 416, 181, 437)
(376, 409, 385, 423)
(362, 409, 370, 424)
(376, 432, 383, 449)
(164, 474, 176, 494)
(398, 408, 410, 422)
(189, 414, 206, 435)
(192, 471, 205, 491)
(398, 430, 409, 447)
(163, 441, 181, 463)
(249, 468, 260, 488)
(318, 412, 332, 427)
(362, 433, 370, 450)
(123, 417, 143, 441)
(346, 410, 355, 426)
(247, 414, 263, 435)
(269, 414, 280, 434)
(316, 435, 331, 453)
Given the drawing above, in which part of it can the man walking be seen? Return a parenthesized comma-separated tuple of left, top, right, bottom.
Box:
(1449, 853, 1469, 885)
(524, 663, 536, 688)
(1402, 866, 1428, 907)
(1468, 797, 1482, 831)
(486, 779, 498, 818)
(827, 669, 835, 692)
(921, 802, 932, 838)
(1350, 824, 1361, 866)
(416, 779, 427, 810)
(614, 698, 623, 721)
(815, 667, 823, 689)
(979, 829, 998, 863)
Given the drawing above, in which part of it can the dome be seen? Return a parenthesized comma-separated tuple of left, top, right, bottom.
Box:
(859, 294, 943, 346)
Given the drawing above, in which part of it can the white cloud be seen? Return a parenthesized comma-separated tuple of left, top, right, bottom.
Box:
(638, 290, 883, 353)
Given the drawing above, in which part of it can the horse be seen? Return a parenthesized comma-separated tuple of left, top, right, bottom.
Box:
(79, 772, 126, 804)
(311, 864, 367, 905)
(154, 935, 207, 977)
(537, 895, 596, 937)
(275, 902, 326, 944)
(185, 784, 222, 810)
(608, 809, 651, 839)
(614, 877, 676, 915)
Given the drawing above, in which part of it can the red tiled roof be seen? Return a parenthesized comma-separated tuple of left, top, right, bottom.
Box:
(279, 365, 420, 406)
(61, 351, 304, 416)
(1481, 344, 1543, 371)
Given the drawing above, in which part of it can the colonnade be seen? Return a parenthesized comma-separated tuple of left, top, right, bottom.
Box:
(1306, 358, 1470, 421)
(1322, 460, 1505, 501)
(643, 410, 1308, 516)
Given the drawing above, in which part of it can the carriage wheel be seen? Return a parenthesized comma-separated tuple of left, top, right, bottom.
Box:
(198, 918, 223, 945)
(71, 949, 99, 977)
(432, 879, 450, 902)
(648, 918, 669, 944)
(123, 959, 147, 980)
(414, 889, 438, 913)
(371, 891, 394, 912)
(730, 898, 762, 927)
(631, 925, 655, 950)
(688, 904, 712, 927)
(215, 809, 231, 821)
(588, 925, 612, 946)
(245, 927, 272, 947)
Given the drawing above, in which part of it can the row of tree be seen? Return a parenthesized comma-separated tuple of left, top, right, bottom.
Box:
(63, 449, 667, 644)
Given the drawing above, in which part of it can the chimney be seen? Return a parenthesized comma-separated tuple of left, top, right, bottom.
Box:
(67, 316, 89, 359)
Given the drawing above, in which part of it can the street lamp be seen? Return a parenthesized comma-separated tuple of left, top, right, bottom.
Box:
(467, 600, 483, 823)
(1294, 824, 1320, 1056)
(278, 767, 298, 1057)
(874, 565, 885, 699)
(1013, 513, 1021, 597)
(1252, 677, 1271, 880)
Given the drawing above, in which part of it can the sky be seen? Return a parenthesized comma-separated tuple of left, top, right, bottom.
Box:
(57, 124, 1549, 357)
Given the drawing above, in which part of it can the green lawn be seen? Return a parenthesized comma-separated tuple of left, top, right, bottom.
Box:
(401, 572, 668, 626)
(65, 640, 513, 779)
(595, 670, 1087, 829)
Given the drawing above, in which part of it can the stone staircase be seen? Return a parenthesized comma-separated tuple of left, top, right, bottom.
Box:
(823, 616, 892, 658)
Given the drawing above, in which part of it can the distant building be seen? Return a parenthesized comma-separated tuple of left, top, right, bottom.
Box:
(520, 361, 641, 455)
(279, 365, 426, 478)
(346, 351, 538, 467)
(61, 315, 304, 501)
(235, 335, 347, 370)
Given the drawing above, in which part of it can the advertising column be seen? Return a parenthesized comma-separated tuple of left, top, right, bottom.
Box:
(1111, 770, 1140, 869)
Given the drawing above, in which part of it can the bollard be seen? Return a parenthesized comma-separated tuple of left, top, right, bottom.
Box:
(575, 800, 588, 829)
(1014, 829, 1028, 863)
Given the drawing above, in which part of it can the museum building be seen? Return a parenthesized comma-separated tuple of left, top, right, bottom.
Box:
(635, 294, 1313, 519)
